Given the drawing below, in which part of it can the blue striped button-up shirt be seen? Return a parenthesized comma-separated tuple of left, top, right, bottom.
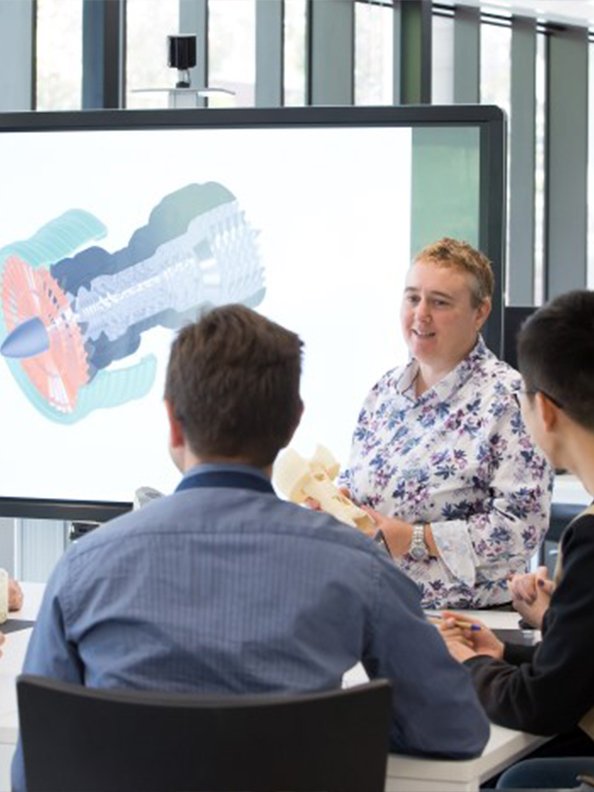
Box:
(12, 464, 489, 790)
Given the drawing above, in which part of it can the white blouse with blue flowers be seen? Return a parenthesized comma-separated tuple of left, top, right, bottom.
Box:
(340, 337, 554, 609)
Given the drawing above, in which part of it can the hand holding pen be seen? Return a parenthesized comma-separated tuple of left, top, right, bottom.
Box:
(435, 611, 505, 663)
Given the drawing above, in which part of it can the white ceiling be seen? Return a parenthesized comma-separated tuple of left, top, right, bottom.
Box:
(440, 1, 594, 28)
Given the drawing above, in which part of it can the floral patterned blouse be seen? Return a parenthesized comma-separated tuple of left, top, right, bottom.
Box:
(340, 337, 554, 609)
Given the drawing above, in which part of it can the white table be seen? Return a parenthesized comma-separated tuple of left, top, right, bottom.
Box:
(0, 590, 549, 792)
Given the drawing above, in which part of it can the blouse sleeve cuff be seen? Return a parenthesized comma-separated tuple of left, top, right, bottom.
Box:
(431, 520, 478, 587)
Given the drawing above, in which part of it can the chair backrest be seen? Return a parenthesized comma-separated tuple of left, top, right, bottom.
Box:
(17, 674, 392, 792)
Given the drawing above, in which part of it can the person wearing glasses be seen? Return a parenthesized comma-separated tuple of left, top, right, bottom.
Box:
(439, 290, 594, 783)
(340, 238, 553, 609)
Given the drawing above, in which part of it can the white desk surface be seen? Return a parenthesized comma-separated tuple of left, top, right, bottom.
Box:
(0, 585, 548, 792)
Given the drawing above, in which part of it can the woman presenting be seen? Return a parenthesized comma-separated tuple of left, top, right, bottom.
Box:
(340, 238, 552, 609)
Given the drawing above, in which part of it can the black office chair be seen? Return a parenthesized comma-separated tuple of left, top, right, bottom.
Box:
(17, 675, 392, 792)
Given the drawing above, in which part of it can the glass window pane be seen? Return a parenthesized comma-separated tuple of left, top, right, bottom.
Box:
(432, 13, 454, 104)
(481, 21, 511, 114)
(588, 41, 594, 289)
(355, 1, 393, 105)
(284, 0, 307, 106)
(481, 21, 511, 292)
(534, 32, 546, 304)
(126, 0, 179, 110)
(36, 0, 83, 110)
(209, 0, 255, 107)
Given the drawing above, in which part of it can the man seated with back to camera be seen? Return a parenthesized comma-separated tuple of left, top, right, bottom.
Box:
(12, 304, 489, 791)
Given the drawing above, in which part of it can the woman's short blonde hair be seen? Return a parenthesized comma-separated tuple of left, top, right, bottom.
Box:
(413, 237, 494, 308)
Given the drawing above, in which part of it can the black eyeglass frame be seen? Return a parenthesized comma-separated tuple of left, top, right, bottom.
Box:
(513, 388, 564, 410)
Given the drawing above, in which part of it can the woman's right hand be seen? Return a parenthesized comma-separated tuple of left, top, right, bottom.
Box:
(508, 566, 554, 629)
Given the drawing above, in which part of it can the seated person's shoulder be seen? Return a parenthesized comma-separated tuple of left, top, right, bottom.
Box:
(563, 508, 594, 544)
(70, 495, 172, 551)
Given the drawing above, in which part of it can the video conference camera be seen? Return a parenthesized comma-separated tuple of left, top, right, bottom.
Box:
(167, 34, 197, 88)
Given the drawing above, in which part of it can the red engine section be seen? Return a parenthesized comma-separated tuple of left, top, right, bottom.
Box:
(1, 256, 89, 413)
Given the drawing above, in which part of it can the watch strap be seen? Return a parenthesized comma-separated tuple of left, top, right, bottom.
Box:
(410, 522, 429, 559)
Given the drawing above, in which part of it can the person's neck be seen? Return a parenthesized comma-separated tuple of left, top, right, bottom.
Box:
(415, 338, 478, 396)
(559, 425, 594, 497)
(181, 451, 272, 479)
(415, 363, 453, 396)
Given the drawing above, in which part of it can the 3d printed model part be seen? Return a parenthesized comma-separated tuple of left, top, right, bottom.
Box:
(273, 444, 377, 536)
(0, 182, 265, 423)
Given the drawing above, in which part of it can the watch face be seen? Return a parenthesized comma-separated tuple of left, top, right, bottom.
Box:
(410, 544, 428, 561)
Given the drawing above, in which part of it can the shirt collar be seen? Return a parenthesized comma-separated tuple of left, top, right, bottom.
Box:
(182, 462, 271, 483)
(396, 336, 489, 403)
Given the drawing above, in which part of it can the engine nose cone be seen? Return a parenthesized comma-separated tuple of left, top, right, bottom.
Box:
(1, 317, 50, 358)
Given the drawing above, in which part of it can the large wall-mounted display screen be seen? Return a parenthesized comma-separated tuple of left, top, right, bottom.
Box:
(0, 106, 505, 519)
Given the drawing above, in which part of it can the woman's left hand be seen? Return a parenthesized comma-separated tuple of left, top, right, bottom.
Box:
(360, 507, 414, 556)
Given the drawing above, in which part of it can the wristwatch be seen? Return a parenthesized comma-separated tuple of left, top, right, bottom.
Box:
(409, 523, 429, 561)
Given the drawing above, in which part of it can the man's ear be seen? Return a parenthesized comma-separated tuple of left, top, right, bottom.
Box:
(535, 391, 559, 432)
(165, 399, 185, 449)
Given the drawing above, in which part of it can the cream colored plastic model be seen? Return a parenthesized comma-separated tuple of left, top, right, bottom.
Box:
(273, 444, 376, 535)
(0, 568, 8, 624)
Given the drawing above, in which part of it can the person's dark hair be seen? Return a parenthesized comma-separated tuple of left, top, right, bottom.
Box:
(517, 290, 594, 430)
(164, 304, 303, 466)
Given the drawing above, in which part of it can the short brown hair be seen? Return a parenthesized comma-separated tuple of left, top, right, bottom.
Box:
(413, 237, 494, 307)
(518, 290, 594, 431)
(165, 304, 303, 467)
